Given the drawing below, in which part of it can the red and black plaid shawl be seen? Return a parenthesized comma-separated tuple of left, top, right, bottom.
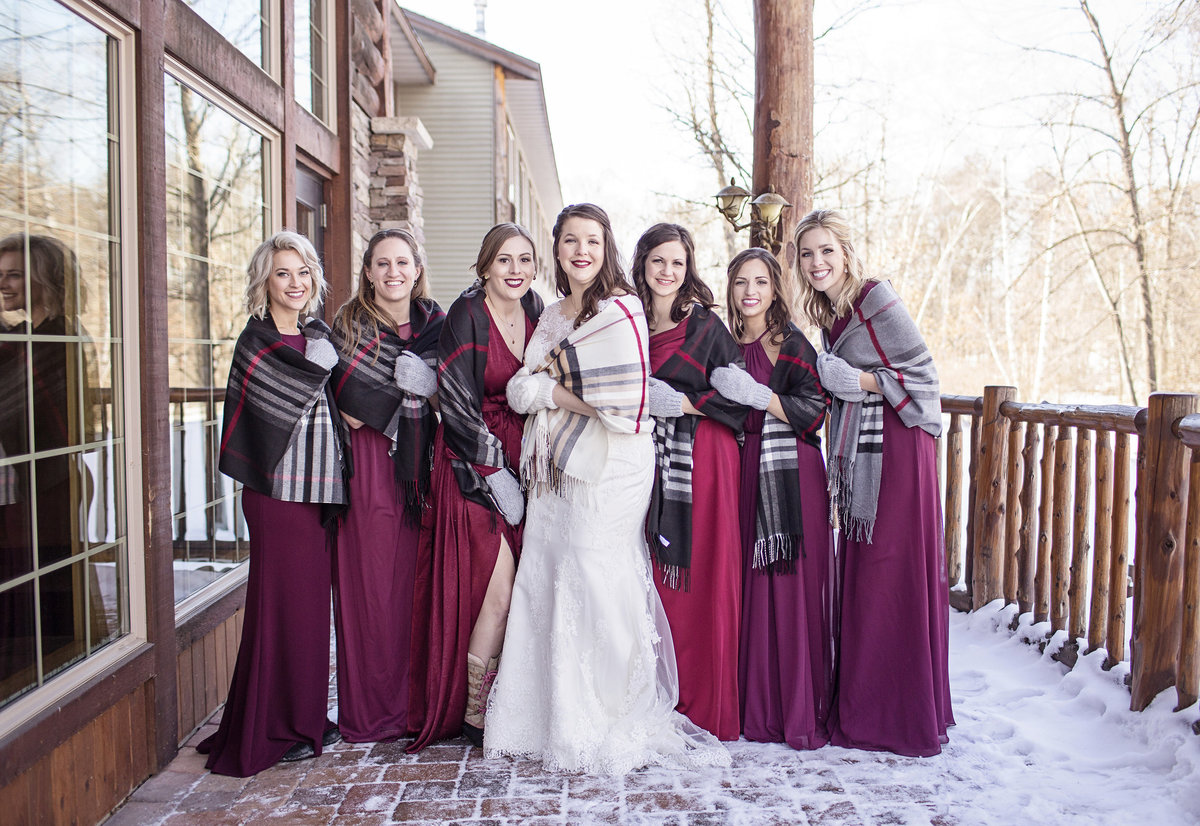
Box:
(646, 305, 748, 589)
(437, 287, 543, 511)
(331, 297, 445, 524)
(218, 316, 347, 522)
(751, 322, 830, 571)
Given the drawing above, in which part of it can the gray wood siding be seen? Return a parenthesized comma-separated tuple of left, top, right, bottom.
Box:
(396, 38, 495, 310)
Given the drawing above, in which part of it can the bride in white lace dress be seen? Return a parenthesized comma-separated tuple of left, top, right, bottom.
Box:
(485, 204, 729, 775)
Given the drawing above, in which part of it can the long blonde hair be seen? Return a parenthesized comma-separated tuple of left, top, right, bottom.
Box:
(792, 209, 868, 330)
(245, 231, 327, 320)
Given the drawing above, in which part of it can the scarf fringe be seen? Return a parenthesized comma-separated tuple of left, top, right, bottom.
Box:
(752, 534, 800, 572)
(653, 559, 691, 592)
(520, 426, 589, 500)
(842, 513, 876, 544)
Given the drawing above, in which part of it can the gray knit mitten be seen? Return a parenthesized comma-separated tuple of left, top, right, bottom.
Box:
(393, 350, 438, 397)
(648, 377, 685, 418)
(487, 468, 525, 526)
(816, 352, 867, 402)
(710, 364, 772, 410)
(303, 337, 339, 372)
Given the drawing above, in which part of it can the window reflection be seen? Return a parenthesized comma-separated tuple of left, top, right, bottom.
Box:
(165, 75, 266, 603)
(184, 0, 270, 73)
(0, 0, 127, 709)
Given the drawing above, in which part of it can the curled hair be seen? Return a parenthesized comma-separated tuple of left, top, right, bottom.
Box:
(245, 230, 327, 320)
(471, 222, 537, 287)
(551, 203, 629, 328)
(792, 208, 868, 330)
(631, 222, 714, 328)
(724, 247, 793, 347)
(0, 232, 82, 323)
(333, 228, 428, 355)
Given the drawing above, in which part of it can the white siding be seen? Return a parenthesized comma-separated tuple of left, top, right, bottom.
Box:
(396, 38, 495, 311)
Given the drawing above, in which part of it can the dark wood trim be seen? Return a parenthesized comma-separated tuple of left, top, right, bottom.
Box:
(163, 0, 286, 131)
(327, 0, 355, 318)
(0, 644, 155, 783)
(97, 0, 140, 27)
(175, 582, 247, 651)
(296, 102, 341, 173)
(137, 0, 178, 772)
(282, 0, 297, 230)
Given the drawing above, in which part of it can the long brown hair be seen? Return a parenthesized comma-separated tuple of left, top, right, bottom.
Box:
(631, 222, 714, 328)
(471, 222, 537, 286)
(724, 247, 793, 347)
(244, 230, 327, 321)
(333, 228, 429, 355)
(792, 209, 868, 330)
(551, 203, 628, 328)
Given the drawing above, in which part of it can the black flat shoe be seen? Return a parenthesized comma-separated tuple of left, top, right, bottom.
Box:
(280, 741, 315, 762)
(462, 722, 484, 748)
(322, 724, 341, 747)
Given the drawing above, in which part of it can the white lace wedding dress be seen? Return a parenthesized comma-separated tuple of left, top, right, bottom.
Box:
(484, 299, 730, 775)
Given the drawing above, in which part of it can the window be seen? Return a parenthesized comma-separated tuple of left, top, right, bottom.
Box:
(184, 0, 272, 75)
(164, 71, 271, 605)
(295, 0, 331, 124)
(0, 0, 129, 709)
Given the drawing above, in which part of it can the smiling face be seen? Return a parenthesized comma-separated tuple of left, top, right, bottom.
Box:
(368, 236, 420, 310)
(641, 240, 688, 302)
(266, 248, 313, 320)
(556, 216, 605, 294)
(0, 250, 29, 313)
(483, 234, 536, 304)
(730, 257, 775, 325)
(797, 226, 848, 300)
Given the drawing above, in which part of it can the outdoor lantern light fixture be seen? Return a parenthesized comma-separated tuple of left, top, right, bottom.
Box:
(713, 178, 791, 255)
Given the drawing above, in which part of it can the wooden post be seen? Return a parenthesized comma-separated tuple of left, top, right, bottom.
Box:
(1036, 424, 1057, 623)
(1089, 430, 1114, 654)
(1004, 420, 1024, 605)
(972, 386, 1017, 609)
(1070, 428, 1093, 641)
(965, 409, 981, 601)
(1131, 393, 1196, 711)
(1017, 422, 1041, 615)
(1177, 444, 1199, 710)
(753, 0, 813, 261)
(1051, 427, 1074, 633)
(944, 413, 963, 587)
(1106, 432, 1132, 667)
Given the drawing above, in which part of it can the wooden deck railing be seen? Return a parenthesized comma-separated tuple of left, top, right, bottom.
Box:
(941, 388, 1199, 713)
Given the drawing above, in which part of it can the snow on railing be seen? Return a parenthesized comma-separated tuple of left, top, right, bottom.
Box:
(940, 388, 1199, 714)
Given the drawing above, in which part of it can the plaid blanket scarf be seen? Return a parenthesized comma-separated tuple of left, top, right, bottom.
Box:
(331, 297, 445, 524)
(438, 287, 543, 510)
(646, 305, 747, 589)
(219, 315, 346, 514)
(822, 280, 941, 543)
(751, 322, 830, 571)
(520, 296, 651, 493)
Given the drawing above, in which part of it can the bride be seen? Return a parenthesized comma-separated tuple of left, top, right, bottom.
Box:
(484, 204, 730, 775)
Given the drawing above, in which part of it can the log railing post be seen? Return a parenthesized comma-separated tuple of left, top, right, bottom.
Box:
(1004, 420, 1024, 605)
(1175, 413, 1200, 711)
(1089, 430, 1114, 655)
(972, 386, 1017, 609)
(1036, 424, 1057, 623)
(1051, 427, 1074, 633)
(944, 413, 964, 587)
(1070, 428, 1093, 641)
(1017, 422, 1041, 615)
(965, 407, 982, 601)
(1131, 393, 1197, 711)
(1105, 432, 1132, 668)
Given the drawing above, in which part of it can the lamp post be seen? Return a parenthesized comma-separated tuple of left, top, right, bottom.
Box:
(713, 178, 792, 257)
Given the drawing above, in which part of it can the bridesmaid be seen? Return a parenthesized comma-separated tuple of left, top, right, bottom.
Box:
(199, 231, 346, 775)
(709, 247, 835, 751)
(408, 223, 542, 750)
(330, 228, 444, 743)
(794, 208, 953, 757)
(632, 222, 746, 741)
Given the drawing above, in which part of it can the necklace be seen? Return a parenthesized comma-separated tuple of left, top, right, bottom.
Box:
(485, 296, 523, 350)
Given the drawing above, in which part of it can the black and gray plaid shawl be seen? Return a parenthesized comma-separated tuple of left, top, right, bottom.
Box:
(749, 322, 830, 571)
(646, 305, 747, 589)
(331, 297, 444, 524)
(822, 280, 941, 542)
(437, 287, 543, 510)
(219, 315, 346, 511)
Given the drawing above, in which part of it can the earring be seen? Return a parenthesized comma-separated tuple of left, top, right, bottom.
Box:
(366, 279, 375, 292)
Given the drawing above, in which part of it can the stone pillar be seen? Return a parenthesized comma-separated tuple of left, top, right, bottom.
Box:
(360, 115, 433, 273)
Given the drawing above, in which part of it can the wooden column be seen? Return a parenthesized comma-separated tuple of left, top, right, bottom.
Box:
(1106, 431, 1132, 667)
(1070, 428, 1093, 641)
(752, 0, 813, 263)
(1131, 393, 1197, 711)
(1004, 419, 1024, 605)
(1089, 431, 1114, 654)
(1050, 428, 1074, 632)
(972, 386, 1016, 608)
(1017, 422, 1041, 614)
(1174, 413, 1200, 710)
(944, 413, 963, 587)
(1035, 424, 1057, 623)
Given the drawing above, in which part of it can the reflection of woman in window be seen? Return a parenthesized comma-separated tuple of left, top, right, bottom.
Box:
(329, 229, 444, 743)
(198, 231, 347, 776)
(0, 233, 99, 698)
